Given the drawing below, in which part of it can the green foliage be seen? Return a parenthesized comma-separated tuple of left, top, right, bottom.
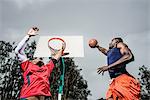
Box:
(62, 58, 91, 100)
(138, 65, 150, 100)
(24, 41, 37, 60)
(0, 41, 22, 100)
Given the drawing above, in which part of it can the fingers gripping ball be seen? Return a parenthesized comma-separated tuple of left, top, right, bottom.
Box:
(89, 39, 98, 48)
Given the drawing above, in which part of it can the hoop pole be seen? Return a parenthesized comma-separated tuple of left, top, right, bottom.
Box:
(58, 57, 65, 100)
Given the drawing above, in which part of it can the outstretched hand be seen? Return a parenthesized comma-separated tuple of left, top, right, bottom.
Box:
(97, 65, 109, 75)
(27, 27, 39, 36)
(51, 48, 63, 61)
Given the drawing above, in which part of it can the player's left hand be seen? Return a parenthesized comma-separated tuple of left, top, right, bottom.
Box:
(27, 27, 39, 36)
(97, 65, 109, 75)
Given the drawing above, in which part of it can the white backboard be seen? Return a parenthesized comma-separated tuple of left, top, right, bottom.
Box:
(34, 36, 84, 57)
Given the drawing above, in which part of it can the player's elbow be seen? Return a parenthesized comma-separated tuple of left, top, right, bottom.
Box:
(14, 47, 19, 54)
(126, 53, 133, 61)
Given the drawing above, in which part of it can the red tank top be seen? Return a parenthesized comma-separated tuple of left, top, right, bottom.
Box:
(20, 60, 54, 98)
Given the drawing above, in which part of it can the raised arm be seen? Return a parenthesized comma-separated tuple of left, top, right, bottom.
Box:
(51, 43, 66, 61)
(45, 44, 66, 73)
(15, 27, 39, 62)
(96, 44, 108, 56)
(15, 35, 30, 62)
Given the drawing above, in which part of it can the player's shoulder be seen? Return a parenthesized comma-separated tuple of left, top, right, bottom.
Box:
(117, 42, 128, 48)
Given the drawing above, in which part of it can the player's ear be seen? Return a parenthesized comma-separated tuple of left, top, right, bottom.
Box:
(114, 39, 120, 46)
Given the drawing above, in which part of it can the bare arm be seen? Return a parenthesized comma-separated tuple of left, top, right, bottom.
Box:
(96, 45, 108, 56)
(15, 27, 39, 62)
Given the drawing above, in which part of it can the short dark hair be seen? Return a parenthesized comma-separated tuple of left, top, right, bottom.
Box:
(112, 37, 123, 43)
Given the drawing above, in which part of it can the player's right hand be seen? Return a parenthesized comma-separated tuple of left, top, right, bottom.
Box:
(51, 49, 62, 61)
(27, 27, 39, 36)
(95, 44, 100, 48)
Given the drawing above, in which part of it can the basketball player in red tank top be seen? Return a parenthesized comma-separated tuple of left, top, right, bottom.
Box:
(15, 27, 64, 100)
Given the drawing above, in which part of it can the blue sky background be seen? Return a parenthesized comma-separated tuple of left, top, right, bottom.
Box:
(0, 0, 149, 99)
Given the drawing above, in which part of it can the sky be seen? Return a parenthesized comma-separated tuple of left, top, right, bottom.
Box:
(0, 0, 150, 99)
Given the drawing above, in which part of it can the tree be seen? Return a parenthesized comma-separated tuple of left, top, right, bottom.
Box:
(0, 41, 22, 100)
(0, 40, 91, 100)
(62, 58, 91, 100)
(138, 65, 150, 100)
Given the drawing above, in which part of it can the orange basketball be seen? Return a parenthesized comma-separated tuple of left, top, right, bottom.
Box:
(89, 39, 98, 48)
